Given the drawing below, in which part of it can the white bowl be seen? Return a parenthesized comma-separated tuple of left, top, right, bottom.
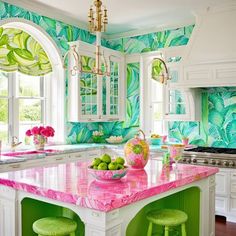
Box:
(106, 136, 123, 144)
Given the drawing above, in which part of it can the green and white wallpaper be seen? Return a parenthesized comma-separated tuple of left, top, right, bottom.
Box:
(0, 27, 52, 75)
(169, 88, 236, 148)
(1, 1, 236, 147)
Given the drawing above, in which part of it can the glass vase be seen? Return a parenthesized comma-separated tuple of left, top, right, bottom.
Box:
(33, 135, 47, 150)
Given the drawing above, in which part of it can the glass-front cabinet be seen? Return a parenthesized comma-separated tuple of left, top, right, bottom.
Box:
(163, 62, 201, 121)
(68, 41, 125, 122)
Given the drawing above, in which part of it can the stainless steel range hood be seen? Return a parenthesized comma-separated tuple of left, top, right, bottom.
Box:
(180, 2, 236, 87)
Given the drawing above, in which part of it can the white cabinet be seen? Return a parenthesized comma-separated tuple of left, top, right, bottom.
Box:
(163, 63, 201, 121)
(68, 40, 125, 122)
(215, 171, 229, 196)
(0, 186, 17, 236)
(215, 170, 229, 215)
(180, 62, 236, 88)
(215, 169, 236, 222)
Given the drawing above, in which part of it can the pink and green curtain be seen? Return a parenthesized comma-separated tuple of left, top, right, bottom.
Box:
(0, 27, 52, 76)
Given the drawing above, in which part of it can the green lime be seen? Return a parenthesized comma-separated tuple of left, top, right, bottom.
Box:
(108, 162, 118, 170)
(117, 164, 124, 170)
(92, 158, 101, 166)
(98, 162, 108, 170)
(115, 157, 125, 165)
(100, 153, 111, 164)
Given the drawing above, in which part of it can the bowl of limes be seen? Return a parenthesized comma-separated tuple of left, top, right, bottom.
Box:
(88, 154, 128, 182)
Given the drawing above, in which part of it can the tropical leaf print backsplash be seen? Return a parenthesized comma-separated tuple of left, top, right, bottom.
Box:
(169, 88, 236, 148)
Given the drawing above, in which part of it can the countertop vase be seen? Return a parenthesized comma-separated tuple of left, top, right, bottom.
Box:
(33, 135, 46, 150)
(124, 129, 150, 169)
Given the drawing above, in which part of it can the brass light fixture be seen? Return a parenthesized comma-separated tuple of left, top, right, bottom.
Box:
(152, 58, 170, 85)
(63, 0, 109, 76)
(88, 0, 109, 75)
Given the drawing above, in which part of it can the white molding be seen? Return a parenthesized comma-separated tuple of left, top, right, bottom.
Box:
(103, 19, 195, 40)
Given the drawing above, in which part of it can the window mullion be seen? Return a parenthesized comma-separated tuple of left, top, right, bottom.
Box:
(8, 73, 19, 140)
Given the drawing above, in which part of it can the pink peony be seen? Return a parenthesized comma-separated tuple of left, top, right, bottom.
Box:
(31, 126, 40, 135)
(25, 125, 55, 138)
(40, 129, 50, 137)
(25, 129, 32, 136)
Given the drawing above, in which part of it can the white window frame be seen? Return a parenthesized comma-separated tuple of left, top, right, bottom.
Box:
(140, 52, 167, 136)
(0, 18, 65, 144)
(2, 72, 50, 143)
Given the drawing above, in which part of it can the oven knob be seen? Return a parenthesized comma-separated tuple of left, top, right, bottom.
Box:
(187, 158, 191, 163)
(192, 158, 197, 163)
(229, 161, 234, 167)
(203, 159, 208, 164)
(182, 158, 187, 162)
(223, 161, 229, 167)
(210, 159, 216, 165)
(216, 160, 221, 165)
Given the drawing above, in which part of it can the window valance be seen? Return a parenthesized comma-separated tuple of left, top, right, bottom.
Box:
(0, 27, 52, 76)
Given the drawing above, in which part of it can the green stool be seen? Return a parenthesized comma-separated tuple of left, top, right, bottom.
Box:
(33, 216, 77, 236)
(146, 209, 188, 236)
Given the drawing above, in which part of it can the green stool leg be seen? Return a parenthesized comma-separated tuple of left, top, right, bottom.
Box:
(181, 223, 186, 236)
(164, 226, 169, 236)
(147, 222, 153, 236)
(70, 232, 76, 236)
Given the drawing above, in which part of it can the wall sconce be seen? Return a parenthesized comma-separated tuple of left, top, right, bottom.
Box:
(152, 58, 170, 84)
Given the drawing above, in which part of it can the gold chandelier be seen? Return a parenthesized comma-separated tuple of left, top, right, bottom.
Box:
(63, 0, 109, 76)
(88, 0, 108, 33)
(88, 0, 109, 75)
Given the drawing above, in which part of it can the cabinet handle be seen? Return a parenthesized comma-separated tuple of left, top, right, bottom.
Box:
(232, 174, 236, 177)
(73, 155, 82, 158)
(10, 164, 20, 168)
(56, 157, 63, 161)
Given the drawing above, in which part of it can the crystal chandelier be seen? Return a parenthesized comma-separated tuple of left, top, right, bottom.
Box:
(88, 0, 109, 75)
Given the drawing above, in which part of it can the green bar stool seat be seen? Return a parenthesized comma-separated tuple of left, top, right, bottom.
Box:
(33, 216, 77, 236)
(146, 209, 188, 236)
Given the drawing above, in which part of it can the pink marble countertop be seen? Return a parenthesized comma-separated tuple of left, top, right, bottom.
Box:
(0, 160, 218, 212)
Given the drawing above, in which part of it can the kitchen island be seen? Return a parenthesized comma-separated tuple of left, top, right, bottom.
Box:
(0, 158, 218, 236)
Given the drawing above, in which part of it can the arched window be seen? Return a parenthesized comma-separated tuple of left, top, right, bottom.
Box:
(0, 19, 64, 146)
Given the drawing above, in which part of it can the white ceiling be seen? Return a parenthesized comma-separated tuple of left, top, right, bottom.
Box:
(3, 0, 232, 38)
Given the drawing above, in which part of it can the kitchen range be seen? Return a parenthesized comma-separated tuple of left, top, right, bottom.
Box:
(182, 146, 236, 168)
(181, 146, 236, 222)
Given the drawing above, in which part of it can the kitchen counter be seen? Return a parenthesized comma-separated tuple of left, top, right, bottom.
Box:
(0, 158, 218, 236)
(0, 159, 218, 212)
(0, 143, 166, 164)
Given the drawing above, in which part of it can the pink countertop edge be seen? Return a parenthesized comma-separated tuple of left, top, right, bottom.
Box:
(0, 160, 218, 212)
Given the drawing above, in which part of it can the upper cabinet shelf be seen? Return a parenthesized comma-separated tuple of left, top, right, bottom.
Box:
(67, 40, 125, 122)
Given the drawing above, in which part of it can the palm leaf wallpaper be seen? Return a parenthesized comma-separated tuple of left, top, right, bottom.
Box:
(1, 1, 235, 147)
(0, 27, 52, 75)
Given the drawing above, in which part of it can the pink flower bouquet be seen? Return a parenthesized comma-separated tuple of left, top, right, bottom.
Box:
(25, 126, 55, 150)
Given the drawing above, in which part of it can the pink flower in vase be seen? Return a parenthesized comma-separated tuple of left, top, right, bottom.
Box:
(25, 125, 55, 149)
